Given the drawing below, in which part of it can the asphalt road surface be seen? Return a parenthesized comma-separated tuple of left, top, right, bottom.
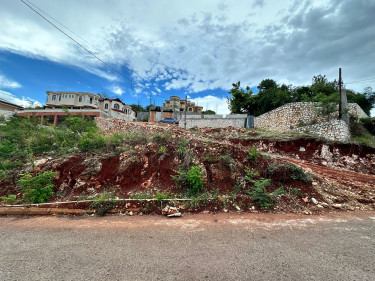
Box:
(1, 212, 374, 281)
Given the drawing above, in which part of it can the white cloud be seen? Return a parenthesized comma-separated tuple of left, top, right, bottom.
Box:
(1, 0, 374, 98)
(0, 74, 21, 89)
(0, 90, 42, 108)
(190, 95, 230, 115)
(110, 85, 124, 95)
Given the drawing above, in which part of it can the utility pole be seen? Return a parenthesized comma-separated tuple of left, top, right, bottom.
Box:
(184, 95, 187, 130)
(339, 67, 342, 119)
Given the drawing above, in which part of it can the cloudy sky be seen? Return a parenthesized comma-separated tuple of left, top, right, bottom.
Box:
(1, 0, 374, 114)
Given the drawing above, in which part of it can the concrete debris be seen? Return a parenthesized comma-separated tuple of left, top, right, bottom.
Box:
(303, 210, 312, 215)
(162, 205, 180, 216)
(311, 198, 318, 205)
(332, 203, 344, 209)
(167, 212, 181, 217)
(302, 197, 309, 203)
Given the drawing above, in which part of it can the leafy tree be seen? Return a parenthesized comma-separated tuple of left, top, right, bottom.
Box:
(202, 110, 216, 115)
(129, 104, 147, 112)
(227, 81, 255, 114)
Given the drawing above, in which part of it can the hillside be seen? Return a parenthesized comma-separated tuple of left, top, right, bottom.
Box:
(1, 117, 374, 215)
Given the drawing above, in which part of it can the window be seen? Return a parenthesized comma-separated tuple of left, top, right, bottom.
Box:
(79, 96, 82, 102)
(59, 95, 61, 101)
(104, 103, 108, 109)
(52, 95, 56, 101)
(114, 103, 120, 109)
(89, 97, 93, 104)
(189, 108, 192, 111)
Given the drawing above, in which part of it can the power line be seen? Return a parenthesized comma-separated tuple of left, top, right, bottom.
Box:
(19, 0, 134, 86)
(23, 0, 98, 52)
(345, 77, 375, 84)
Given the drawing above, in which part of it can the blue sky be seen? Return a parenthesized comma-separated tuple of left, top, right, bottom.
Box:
(1, 0, 375, 115)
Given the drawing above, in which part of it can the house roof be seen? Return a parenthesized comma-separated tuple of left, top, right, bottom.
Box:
(100, 98, 125, 105)
(0, 98, 24, 109)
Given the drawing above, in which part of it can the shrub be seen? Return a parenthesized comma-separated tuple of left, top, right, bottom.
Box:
(244, 167, 260, 181)
(248, 146, 260, 163)
(78, 135, 106, 152)
(172, 166, 206, 195)
(187, 166, 205, 195)
(17, 171, 57, 203)
(64, 115, 97, 133)
(246, 179, 285, 209)
(267, 162, 311, 183)
(360, 118, 375, 135)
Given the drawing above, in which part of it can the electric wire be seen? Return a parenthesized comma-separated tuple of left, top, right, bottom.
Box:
(19, 0, 134, 87)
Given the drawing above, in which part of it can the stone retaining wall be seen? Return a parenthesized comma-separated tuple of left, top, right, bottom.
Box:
(254, 102, 368, 131)
(293, 120, 350, 141)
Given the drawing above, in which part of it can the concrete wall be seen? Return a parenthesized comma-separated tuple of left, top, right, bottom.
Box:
(293, 119, 350, 141)
(178, 114, 248, 129)
(0, 109, 15, 119)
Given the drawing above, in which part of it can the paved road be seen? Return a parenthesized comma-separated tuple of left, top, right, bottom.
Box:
(1, 212, 374, 281)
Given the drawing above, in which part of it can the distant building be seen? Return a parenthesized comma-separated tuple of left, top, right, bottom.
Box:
(17, 91, 135, 126)
(99, 98, 136, 119)
(0, 98, 24, 119)
(163, 96, 203, 114)
(45, 91, 100, 109)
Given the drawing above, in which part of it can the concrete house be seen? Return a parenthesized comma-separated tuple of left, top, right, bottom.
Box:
(163, 96, 203, 114)
(0, 98, 24, 119)
(17, 91, 135, 125)
(99, 98, 136, 120)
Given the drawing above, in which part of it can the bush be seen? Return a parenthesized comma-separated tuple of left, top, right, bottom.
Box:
(17, 171, 57, 203)
(78, 135, 106, 152)
(172, 166, 206, 195)
(360, 118, 375, 135)
(267, 162, 311, 183)
(246, 179, 284, 209)
(248, 146, 260, 163)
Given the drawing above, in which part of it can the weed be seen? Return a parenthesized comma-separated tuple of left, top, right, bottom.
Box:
(155, 191, 169, 201)
(158, 145, 167, 155)
(183, 193, 210, 209)
(246, 179, 285, 209)
(218, 155, 233, 171)
(290, 187, 303, 197)
(244, 167, 260, 181)
(130, 192, 154, 200)
(90, 191, 117, 216)
(0, 194, 22, 205)
(152, 132, 172, 145)
(248, 146, 260, 163)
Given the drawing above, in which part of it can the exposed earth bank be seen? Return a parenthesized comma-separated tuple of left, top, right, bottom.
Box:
(1, 119, 374, 215)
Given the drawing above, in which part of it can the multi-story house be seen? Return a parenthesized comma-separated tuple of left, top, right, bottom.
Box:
(17, 91, 135, 126)
(163, 96, 203, 114)
(45, 91, 100, 109)
(99, 98, 136, 119)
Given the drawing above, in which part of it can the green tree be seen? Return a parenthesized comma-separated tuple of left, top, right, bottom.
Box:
(202, 110, 216, 115)
(129, 104, 147, 112)
(227, 81, 255, 114)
